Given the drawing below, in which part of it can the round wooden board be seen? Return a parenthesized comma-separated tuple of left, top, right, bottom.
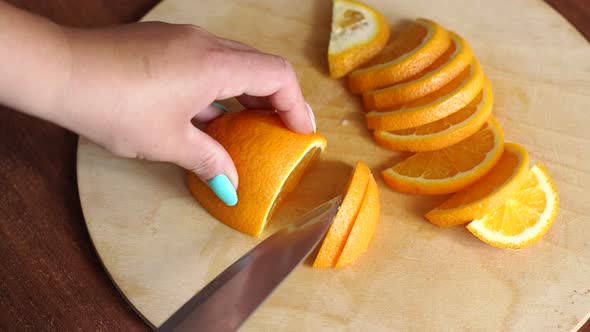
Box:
(77, 0, 590, 330)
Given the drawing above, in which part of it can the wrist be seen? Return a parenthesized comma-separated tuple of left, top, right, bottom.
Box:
(36, 24, 74, 126)
(0, 3, 72, 125)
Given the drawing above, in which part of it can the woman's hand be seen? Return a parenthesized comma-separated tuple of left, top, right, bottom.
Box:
(62, 23, 316, 205)
(0, 0, 317, 206)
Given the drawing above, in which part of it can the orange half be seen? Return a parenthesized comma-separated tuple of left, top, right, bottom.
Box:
(187, 110, 327, 237)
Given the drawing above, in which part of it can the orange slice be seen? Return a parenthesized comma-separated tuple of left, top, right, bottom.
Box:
(425, 143, 530, 226)
(467, 163, 559, 249)
(373, 77, 492, 152)
(366, 59, 485, 131)
(348, 18, 451, 94)
(187, 110, 327, 237)
(363, 32, 473, 109)
(336, 174, 380, 267)
(313, 161, 371, 268)
(328, 0, 389, 78)
(381, 117, 504, 195)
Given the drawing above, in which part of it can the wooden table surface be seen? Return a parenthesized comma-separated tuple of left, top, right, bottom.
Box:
(0, 0, 587, 331)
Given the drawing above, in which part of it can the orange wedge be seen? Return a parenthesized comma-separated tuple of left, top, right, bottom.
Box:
(425, 143, 530, 226)
(348, 18, 451, 94)
(467, 163, 559, 249)
(313, 161, 371, 268)
(363, 32, 473, 109)
(366, 59, 484, 131)
(328, 0, 390, 78)
(187, 110, 327, 237)
(373, 77, 493, 152)
(336, 174, 380, 267)
(381, 117, 504, 195)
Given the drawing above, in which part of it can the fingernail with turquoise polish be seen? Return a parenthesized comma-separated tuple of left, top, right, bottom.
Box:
(208, 174, 238, 206)
(212, 102, 229, 112)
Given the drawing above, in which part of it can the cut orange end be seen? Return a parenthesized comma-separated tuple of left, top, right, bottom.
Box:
(425, 143, 530, 226)
(328, 0, 390, 78)
(467, 163, 559, 249)
(187, 110, 327, 237)
(365, 58, 484, 131)
(381, 117, 504, 195)
(363, 32, 473, 109)
(335, 174, 380, 268)
(373, 77, 493, 152)
(313, 161, 371, 268)
(348, 18, 451, 93)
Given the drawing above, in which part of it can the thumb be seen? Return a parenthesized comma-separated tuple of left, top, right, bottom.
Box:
(175, 127, 239, 206)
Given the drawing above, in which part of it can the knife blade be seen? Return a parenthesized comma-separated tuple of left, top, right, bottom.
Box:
(156, 195, 342, 332)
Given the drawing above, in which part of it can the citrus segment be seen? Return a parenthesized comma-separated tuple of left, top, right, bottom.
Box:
(366, 59, 484, 131)
(425, 143, 530, 226)
(363, 32, 473, 109)
(373, 77, 493, 152)
(313, 161, 371, 268)
(187, 110, 327, 237)
(467, 163, 559, 249)
(381, 117, 504, 195)
(348, 18, 451, 93)
(328, 0, 390, 78)
(335, 174, 380, 268)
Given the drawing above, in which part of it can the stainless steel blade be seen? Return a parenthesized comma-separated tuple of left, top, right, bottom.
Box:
(156, 195, 342, 332)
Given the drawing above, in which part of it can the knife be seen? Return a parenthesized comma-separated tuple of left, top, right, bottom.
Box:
(156, 195, 343, 332)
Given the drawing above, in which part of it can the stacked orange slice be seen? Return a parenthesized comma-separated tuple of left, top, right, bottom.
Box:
(373, 78, 493, 152)
(365, 59, 485, 131)
(425, 143, 530, 226)
(362, 32, 473, 109)
(348, 18, 451, 93)
(466, 163, 559, 249)
(336, 17, 503, 195)
(326, 6, 559, 249)
(314, 161, 380, 268)
(381, 117, 504, 195)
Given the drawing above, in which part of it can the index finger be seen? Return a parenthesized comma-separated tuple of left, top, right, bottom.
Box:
(212, 51, 316, 134)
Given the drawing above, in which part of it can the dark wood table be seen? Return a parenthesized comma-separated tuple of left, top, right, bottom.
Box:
(0, 1, 588, 331)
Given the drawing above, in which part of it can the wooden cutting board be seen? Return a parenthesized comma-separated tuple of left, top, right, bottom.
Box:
(77, 0, 590, 330)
